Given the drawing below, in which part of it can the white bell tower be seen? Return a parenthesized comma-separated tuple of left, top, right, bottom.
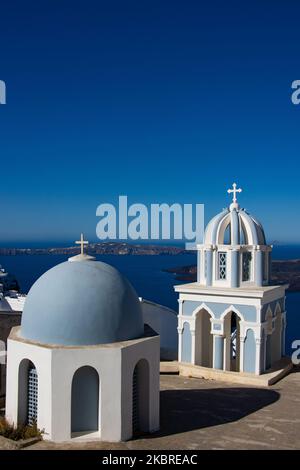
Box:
(176, 184, 288, 378)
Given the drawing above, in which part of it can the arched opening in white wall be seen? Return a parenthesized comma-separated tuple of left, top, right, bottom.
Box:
(260, 329, 266, 372)
(71, 366, 100, 437)
(223, 225, 231, 244)
(18, 359, 38, 426)
(181, 321, 192, 363)
(224, 311, 241, 371)
(240, 224, 247, 244)
(132, 359, 150, 435)
(194, 309, 213, 367)
(265, 308, 272, 369)
(243, 328, 256, 373)
(271, 311, 282, 364)
(266, 334, 272, 369)
(281, 316, 285, 357)
(241, 219, 250, 244)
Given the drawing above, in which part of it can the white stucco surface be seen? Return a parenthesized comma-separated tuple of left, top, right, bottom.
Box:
(6, 327, 160, 442)
(140, 298, 178, 359)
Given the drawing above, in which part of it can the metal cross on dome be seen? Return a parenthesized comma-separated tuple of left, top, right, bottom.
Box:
(75, 233, 89, 255)
(227, 183, 242, 203)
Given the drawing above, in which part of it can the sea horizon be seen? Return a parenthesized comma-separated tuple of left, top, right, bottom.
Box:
(0, 247, 299, 357)
(0, 240, 299, 252)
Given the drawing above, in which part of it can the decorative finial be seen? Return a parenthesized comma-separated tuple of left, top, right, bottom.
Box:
(75, 233, 89, 255)
(227, 182, 242, 204)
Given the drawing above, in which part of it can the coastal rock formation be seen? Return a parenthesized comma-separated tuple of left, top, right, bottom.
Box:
(164, 260, 300, 292)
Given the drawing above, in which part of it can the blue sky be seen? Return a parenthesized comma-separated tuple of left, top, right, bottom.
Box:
(0, 1, 299, 244)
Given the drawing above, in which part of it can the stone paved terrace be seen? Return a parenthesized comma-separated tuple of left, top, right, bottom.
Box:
(13, 366, 300, 450)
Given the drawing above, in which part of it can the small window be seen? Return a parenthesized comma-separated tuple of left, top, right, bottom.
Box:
(132, 366, 139, 434)
(218, 252, 227, 280)
(242, 252, 252, 281)
(27, 364, 38, 425)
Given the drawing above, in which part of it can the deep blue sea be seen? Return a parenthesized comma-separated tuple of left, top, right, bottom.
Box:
(0, 244, 299, 356)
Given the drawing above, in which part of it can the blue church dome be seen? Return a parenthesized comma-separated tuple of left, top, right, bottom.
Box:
(204, 206, 266, 246)
(21, 259, 144, 346)
(198, 184, 271, 289)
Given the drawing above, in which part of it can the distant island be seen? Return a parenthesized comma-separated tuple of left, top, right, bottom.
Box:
(163, 260, 300, 292)
(0, 242, 188, 256)
(0, 243, 299, 292)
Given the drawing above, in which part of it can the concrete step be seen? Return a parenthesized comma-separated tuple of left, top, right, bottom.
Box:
(160, 361, 179, 374)
(178, 357, 293, 386)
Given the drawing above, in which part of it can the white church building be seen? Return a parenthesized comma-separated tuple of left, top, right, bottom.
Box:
(5, 246, 160, 442)
(3, 183, 291, 442)
(176, 184, 288, 376)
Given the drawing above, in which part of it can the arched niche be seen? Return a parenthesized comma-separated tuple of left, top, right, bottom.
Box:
(132, 359, 150, 435)
(18, 358, 38, 426)
(71, 366, 100, 436)
(244, 329, 256, 374)
(194, 309, 213, 367)
(182, 322, 192, 363)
